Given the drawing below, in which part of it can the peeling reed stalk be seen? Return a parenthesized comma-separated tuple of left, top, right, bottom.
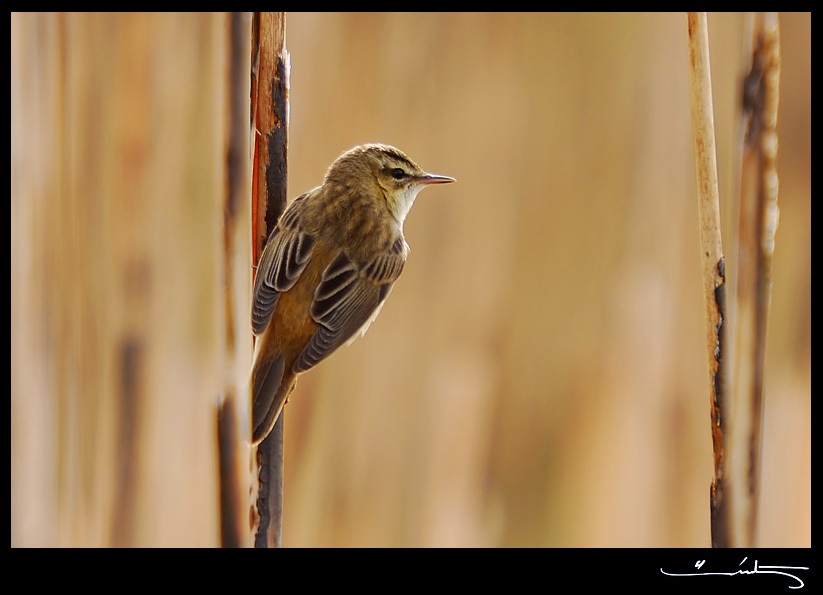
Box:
(250, 11, 289, 549)
(686, 11, 729, 548)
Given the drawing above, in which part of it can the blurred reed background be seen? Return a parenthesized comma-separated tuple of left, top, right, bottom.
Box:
(11, 12, 809, 547)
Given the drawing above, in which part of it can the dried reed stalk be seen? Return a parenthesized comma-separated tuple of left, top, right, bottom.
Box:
(727, 12, 781, 548)
(250, 11, 290, 549)
(686, 11, 730, 548)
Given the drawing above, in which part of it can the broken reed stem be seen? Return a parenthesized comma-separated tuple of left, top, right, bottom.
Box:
(727, 12, 780, 548)
(686, 11, 730, 548)
(250, 11, 289, 549)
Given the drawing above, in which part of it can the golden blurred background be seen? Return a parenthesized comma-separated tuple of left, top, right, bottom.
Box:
(11, 12, 809, 547)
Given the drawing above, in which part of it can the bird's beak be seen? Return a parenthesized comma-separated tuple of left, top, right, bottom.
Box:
(418, 173, 456, 185)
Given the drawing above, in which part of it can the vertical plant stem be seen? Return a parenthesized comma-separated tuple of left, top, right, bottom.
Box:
(218, 11, 253, 548)
(218, 394, 243, 547)
(728, 12, 780, 548)
(250, 11, 289, 549)
(686, 12, 730, 548)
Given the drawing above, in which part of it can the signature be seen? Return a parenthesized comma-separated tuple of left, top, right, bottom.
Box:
(661, 557, 809, 590)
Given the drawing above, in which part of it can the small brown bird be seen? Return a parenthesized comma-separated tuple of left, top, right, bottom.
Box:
(250, 143, 454, 444)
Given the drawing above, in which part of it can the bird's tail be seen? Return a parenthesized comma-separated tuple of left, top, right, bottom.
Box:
(251, 349, 297, 445)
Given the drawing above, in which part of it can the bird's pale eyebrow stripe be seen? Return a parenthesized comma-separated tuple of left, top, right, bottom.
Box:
(380, 148, 416, 170)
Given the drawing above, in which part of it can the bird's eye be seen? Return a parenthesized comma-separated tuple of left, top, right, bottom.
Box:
(390, 167, 406, 180)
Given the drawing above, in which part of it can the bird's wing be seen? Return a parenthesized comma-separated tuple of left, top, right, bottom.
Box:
(251, 195, 315, 335)
(293, 237, 407, 373)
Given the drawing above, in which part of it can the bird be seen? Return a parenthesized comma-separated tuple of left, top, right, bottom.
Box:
(250, 143, 455, 444)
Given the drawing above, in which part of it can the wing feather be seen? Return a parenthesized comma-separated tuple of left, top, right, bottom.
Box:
(293, 244, 406, 373)
(251, 196, 315, 335)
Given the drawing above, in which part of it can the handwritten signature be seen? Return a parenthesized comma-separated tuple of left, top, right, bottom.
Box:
(661, 557, 809, 589)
